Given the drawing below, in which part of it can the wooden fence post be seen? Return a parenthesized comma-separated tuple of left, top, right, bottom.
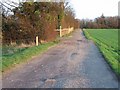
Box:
(36, 36, 38, 46)
(60, 26, 62, 37)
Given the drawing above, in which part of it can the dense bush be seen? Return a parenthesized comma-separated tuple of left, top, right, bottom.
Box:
(2, 2, 80, 45)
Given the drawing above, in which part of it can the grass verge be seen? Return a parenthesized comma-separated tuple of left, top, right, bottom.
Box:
(2, 41, 58, 72)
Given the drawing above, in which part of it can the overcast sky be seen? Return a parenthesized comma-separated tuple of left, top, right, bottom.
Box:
(70, 0, 119, 19)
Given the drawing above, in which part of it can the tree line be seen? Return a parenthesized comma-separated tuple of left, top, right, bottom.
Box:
(2, 1, 80, 45)
(80, 14, 118, 29)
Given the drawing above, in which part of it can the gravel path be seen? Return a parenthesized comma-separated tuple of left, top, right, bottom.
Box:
(2, 29, 119, 88)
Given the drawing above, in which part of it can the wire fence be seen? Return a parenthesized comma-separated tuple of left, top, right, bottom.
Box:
(2, 38, 37, 56)
(2, 38, 36, 45)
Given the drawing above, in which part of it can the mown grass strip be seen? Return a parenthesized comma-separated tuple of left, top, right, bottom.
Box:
(83, 29, 120, 76)
(1, 41, 58, 72)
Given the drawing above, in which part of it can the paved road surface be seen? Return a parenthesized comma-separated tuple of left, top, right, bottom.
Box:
(2, 29, 119, 88)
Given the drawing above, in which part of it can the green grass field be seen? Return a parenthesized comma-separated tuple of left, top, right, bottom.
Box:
(83, 29, 119, 75)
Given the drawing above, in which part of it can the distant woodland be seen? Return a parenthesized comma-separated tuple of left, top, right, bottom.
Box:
(80, 14, 118, 29)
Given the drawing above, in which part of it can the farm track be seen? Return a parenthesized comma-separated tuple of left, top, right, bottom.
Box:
(2, 29, 119, 88)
